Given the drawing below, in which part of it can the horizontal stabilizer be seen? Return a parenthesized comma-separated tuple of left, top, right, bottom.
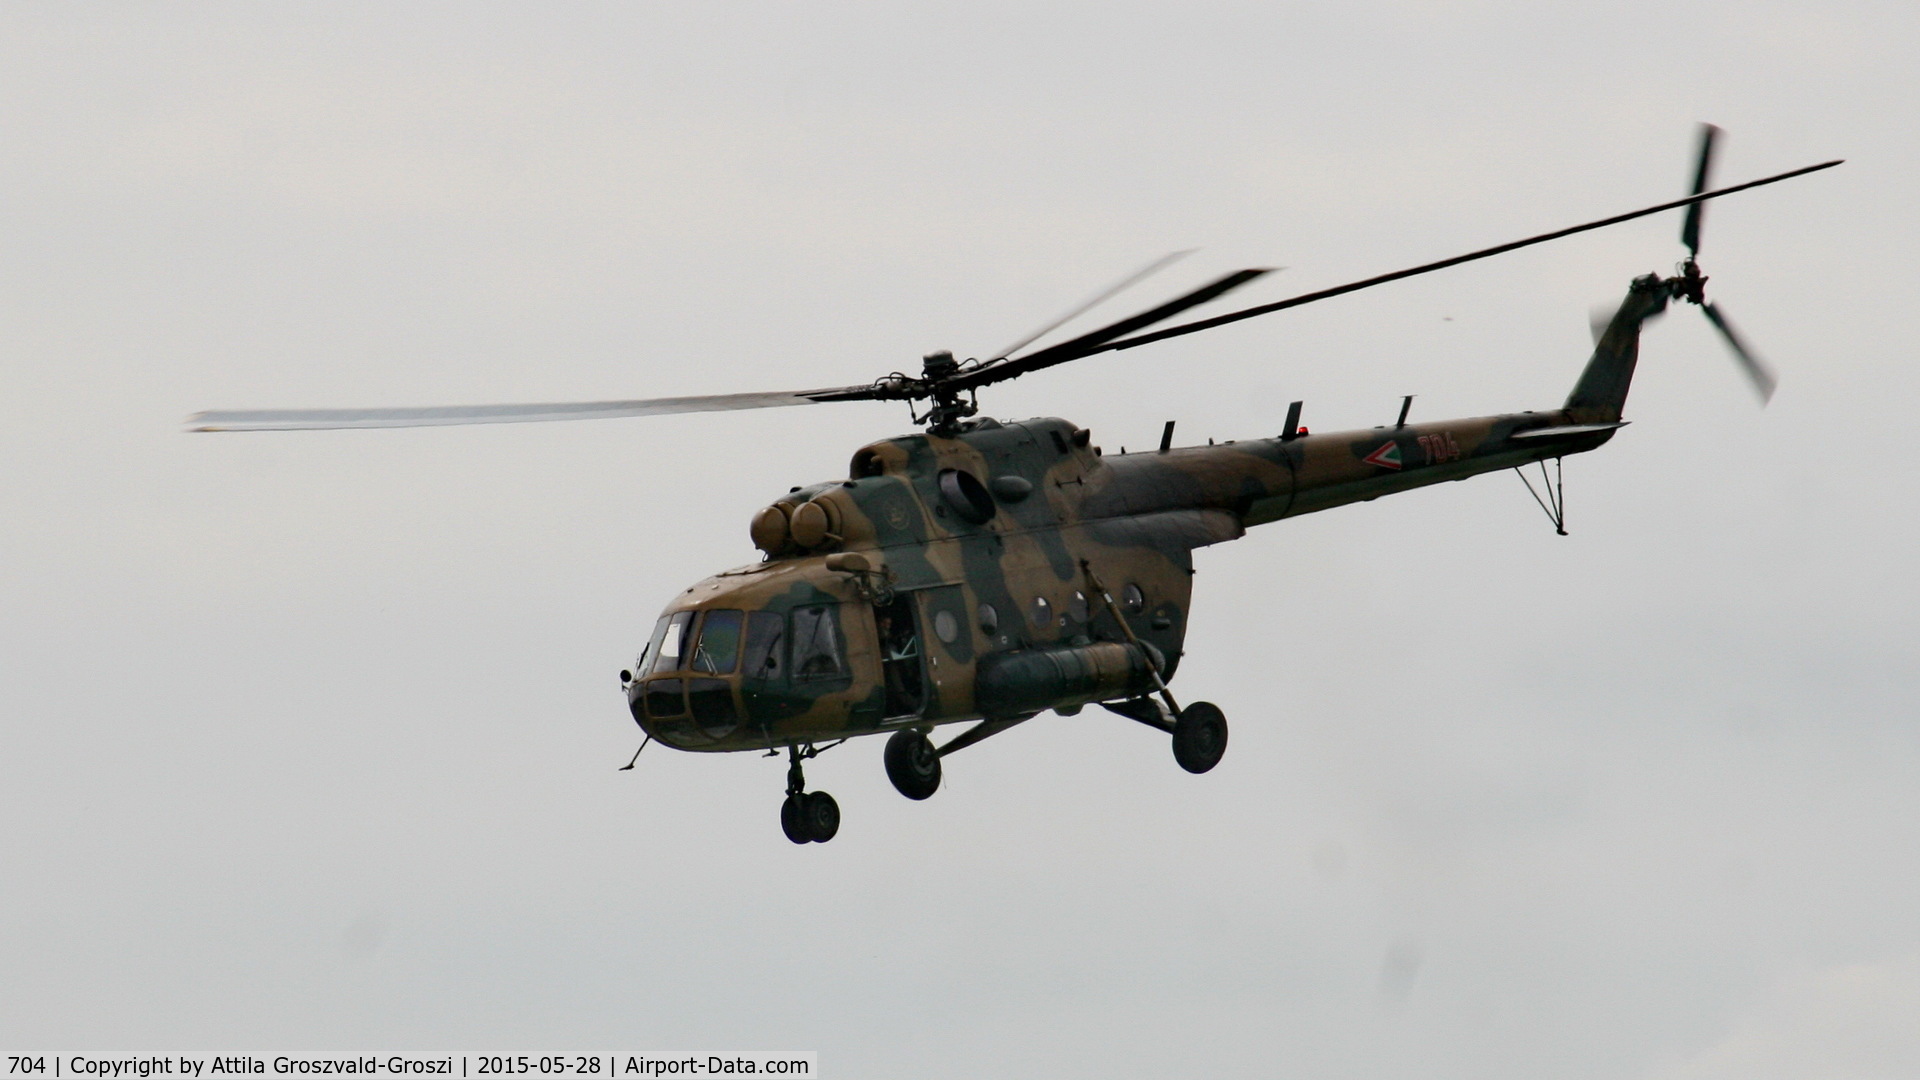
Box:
(1510, 421, 1629, 440)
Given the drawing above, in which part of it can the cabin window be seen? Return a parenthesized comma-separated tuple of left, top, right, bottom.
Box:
(643, 677, 686, 718)
(1029, 595, 1052, 627)
(791, 604, 847, 681)
(690, 609, 744, 674)
(1123, 583, 1146, 615)
(977, 602, 1000, 636)
(648, 612, 694, 674)
(933, 609, 960, 644)
(1068, 590, 1090, 623)
(742, 611, 786, 679)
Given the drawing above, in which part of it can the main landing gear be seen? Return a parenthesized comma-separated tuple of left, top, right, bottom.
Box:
(1076, 557, 1227, 773)
(878, 700, 1226, 811)
(884, 728, 941, 800)
(780, 744, 840, 844)
(880, 716, 1027, 800)
(1101, 697, 1229, 773)
(1171, 701, 1228, 774)
(782, 698, 1226, 840)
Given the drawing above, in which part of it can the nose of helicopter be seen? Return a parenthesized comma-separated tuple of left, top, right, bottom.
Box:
(622, 606, 756, 749)
(626, 669, 743, 749)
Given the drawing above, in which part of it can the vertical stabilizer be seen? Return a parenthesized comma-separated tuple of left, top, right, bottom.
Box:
(1565, 274, 1670, 422)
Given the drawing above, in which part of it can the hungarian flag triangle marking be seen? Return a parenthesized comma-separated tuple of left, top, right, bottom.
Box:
(1362, 441, 1403, 470)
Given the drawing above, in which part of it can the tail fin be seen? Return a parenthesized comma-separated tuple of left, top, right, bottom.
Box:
(1564, 274, 1670, 422)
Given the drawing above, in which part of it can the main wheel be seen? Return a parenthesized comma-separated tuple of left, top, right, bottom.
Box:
(884, 729, 942, 800)
(1172, 701, 1228, 774)
(780, 793, 811, 844)
(803, 790, 841, 842)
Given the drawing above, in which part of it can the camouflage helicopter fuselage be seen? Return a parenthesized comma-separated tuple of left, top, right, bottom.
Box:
(623, 273, 1668, 754)
(181, 130, 1834, 842)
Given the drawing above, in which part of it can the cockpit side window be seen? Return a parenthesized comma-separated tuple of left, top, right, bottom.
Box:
(690, 609, 744, 674)
(791, 604, 847, 681)
(742, 611, 786, 680)
(639, 614, 670, 674)
(649, 611, 694, 674)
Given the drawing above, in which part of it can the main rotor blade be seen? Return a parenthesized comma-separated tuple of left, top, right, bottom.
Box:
(187, 384, 884, 432)
(1088, 158, 1841, 357)
(1700, 302, 1777, 404)
(956, 267, 1274, 390)
(1681, 123, 1721, 257)
(988, 249, 1196, 362)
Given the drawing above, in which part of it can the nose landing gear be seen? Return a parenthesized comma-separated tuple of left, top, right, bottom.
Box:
(779, 744, 840, 844)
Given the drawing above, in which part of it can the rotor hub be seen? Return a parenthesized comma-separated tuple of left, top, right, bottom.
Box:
(1671, 258, 1709, 305)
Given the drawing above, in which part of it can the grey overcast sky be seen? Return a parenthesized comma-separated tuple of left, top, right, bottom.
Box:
(1, 3, 1915, 1076)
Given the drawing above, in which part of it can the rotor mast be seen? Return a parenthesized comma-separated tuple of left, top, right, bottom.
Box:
(919, 351, 978, 435)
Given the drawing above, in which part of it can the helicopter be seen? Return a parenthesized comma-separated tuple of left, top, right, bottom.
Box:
(191, 127, 1838, 844)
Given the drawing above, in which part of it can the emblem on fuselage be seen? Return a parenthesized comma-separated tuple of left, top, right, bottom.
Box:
(1362, 441, 1403, 470)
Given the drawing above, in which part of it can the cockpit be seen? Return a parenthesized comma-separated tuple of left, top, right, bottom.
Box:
(627, 603, 852, 750)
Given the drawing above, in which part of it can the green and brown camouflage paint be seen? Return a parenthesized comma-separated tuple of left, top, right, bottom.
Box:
(626, 275, 1668, 753)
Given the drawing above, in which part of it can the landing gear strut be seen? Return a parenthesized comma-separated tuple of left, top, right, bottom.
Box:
(779, 744, 840, 844)
(1100, 697, 1230, 774)
(880, 717, 1031, 800)
(1079, 557, 1227, 774)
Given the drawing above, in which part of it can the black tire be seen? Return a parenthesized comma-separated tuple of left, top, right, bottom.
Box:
(1173, 701, 1228, 774)
(780, 793, 811, 844)
(884, 729, 942, 800)
(804, 790, 841, 842)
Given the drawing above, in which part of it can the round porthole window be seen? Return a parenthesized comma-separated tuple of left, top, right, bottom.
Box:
(1068, 591, 1090, 623)
(1122, 583, 1147, 614)
(933, 609, 960, 644)
(1029, 595, 1052, 627)
(977, 603, 1000, 635)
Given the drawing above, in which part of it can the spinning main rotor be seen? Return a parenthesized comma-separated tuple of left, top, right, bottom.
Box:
(190, 130, 1836, 436)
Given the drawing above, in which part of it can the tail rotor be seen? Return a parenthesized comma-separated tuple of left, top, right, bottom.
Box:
(1680, 123, 1720, 262)
(1668, 123, 1779, 404)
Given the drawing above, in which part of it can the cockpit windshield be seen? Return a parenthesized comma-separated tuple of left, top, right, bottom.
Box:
(642, 605, 842, 686)
(648, 611, 693, 675)
(690, 610, 744, 674)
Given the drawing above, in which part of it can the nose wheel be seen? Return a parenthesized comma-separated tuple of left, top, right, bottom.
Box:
(780, 745, 840, 844)
(780, 790, 840, 844)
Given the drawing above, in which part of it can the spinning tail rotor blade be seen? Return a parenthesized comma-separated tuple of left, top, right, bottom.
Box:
(187, 384, 885, 432)
(1681, 123, 1721, 257)
(1700, 302, 1777, 404)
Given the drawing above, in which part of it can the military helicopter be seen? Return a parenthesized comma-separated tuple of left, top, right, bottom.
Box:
(192, 127, 1838, 844)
